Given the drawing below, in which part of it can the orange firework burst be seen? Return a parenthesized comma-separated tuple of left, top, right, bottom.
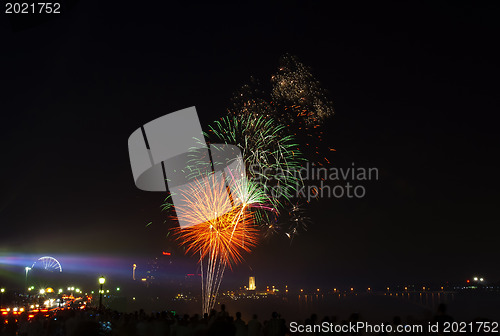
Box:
(176, 204, 258, 266)
(173, 172, 259, 267)
(172, 171, 261, 314)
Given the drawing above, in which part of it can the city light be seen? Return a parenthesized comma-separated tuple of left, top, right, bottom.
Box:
(39, 289, 45, 295)
(0, 288, 4, 293)
(248, 277, 256, 291)
(98, 276, 106, 311)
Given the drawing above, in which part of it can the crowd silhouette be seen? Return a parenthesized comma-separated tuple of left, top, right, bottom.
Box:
(0, 303, 495, 335)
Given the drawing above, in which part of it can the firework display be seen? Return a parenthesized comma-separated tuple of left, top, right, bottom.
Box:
(164, 54, 334, 313)
(207, 115, 304, 204)
(271, 54, 334, 126)
(228, 54, 334, 166)
(228, 54, 334, 127)
(173, 167, 269, 314)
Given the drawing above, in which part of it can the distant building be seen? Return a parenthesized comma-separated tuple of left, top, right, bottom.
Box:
(249, 276, 256, 290)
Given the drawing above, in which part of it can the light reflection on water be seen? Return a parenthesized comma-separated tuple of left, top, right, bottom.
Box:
(297, 292, 456, 312)
(137, 291, 499, 323)
(292, 291, 498, 322)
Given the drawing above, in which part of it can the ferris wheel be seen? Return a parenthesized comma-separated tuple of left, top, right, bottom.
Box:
(31, 256, 63, 272)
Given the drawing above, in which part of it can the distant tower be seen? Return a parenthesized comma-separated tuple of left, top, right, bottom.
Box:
(249, 276, 256, 290)
(133, 264, 137, 280)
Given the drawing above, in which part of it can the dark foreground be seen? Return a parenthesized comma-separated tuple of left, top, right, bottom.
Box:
(1, 303, 497, 336)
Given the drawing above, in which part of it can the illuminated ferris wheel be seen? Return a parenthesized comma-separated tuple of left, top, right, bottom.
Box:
(31, 256, 63, 272)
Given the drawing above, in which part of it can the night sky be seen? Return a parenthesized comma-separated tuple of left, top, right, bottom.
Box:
(1, 1, 499, 289)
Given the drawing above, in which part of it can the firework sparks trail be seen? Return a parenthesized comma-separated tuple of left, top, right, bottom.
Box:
(173, 166, 269, 313)
(207, 115, 304, 210)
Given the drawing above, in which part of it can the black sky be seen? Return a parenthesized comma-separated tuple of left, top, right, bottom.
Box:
(1, 1, 499, 288)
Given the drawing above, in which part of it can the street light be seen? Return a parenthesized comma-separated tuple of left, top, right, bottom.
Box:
(98, 276, 106, 311)
(1, 288, 4, 308)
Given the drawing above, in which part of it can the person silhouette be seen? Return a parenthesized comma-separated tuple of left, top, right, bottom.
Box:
(433, 303, 454, 335)
(248, 314, 262, 336)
